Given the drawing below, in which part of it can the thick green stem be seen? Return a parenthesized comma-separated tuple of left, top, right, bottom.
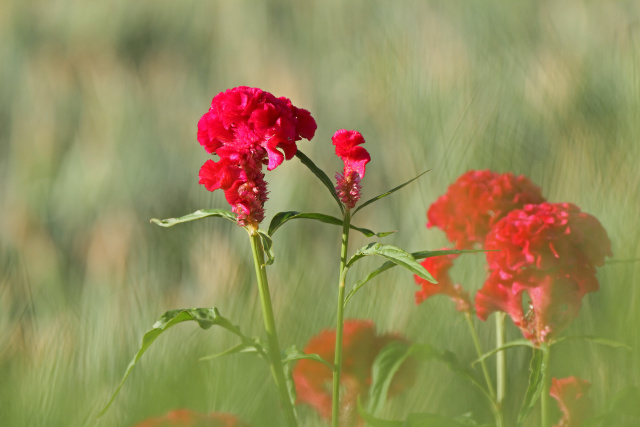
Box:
(465, 313, 503, 427)
(332, 209, 351, 427)
(495, 312, 506, 405)
(248, 230, 298, 427)
(540, 345, 551, 427)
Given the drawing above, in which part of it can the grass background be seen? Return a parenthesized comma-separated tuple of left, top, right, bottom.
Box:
(1, 0, 639, 426)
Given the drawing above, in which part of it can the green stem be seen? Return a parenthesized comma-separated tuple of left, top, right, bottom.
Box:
(540, 344, 551, 427)
(495, 312, 506, 405)
(248, 229, 298, 427)
(332, 209, 351, 427)
(465, 313, 503, 427)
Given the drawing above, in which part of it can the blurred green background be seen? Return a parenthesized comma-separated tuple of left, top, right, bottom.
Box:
(1, 0, 639, 426)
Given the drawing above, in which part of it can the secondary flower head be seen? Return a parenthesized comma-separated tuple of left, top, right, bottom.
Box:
(476, 202, 612, 345)
(131, 409, 249, 427)
(414, 251, 472, 313)
(427, 170, 545, 249)
(198, 86, 317, 226)
(293, 320, 414, 424)
(550, 377, 592, 427)
(332, 130, 371, 209)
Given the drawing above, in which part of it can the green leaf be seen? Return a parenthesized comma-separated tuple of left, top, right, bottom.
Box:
(99, 308, 247, 416)
(295, 150, 344, 213)
(344, 249, 484, 306)
(368, 341, 413, 416)
(403, 412, 472, 427)
(267, 211, 395, 238)
(516, 349, 545, 426)
(150, 209, 237, 227)
(357, 397, 404, 427)
(256, 229, 275, 266)
(199, 339, 265, 362)
(346, 243, 436, 282)
(553, 336, 632, 351)
(607, 386, 640, 417)
(353, 170, 430, 215)
(282, 346, 333, 370)
(472, 340, 535, 366)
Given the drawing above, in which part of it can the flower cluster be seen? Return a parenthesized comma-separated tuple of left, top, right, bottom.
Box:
(476, 203, 612, 344)
(332, 130, 371, 209)
(414, 251, 472, 312)
(427, 170, 545, 249)
(198, 86, 316, 226)
(131, 409, 249, 427)
(550, 377, 592, 427)
(293, 320, 414, 424)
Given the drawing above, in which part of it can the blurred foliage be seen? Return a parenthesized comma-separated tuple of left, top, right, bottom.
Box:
(1, 0, 639, 426)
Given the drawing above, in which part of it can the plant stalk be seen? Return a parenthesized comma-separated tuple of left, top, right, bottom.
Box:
(248, 229, 298, 427)
(495, 312, 506, 405)
(540, 344, 551, 427)
(332, 208, 351, 427)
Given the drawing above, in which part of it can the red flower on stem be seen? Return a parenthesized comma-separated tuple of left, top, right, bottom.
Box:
(427, 170, 545, 249)
(332, 130, 371, 209)
(197, 87, 316, 226)
(131, 409, 250, 427)
(293, 320, 414, 424)
(550, 377, 592, 427)
(476, 203, 612, 344)
(414, 251, 472, 312)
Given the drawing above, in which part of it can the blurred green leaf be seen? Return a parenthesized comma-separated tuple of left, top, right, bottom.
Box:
(471, 340, 534, 366)
(99, 307, 248, 416)
(368, 341, 412, 416)
(357, 397, 404, 427)
(199, 340, 265, 362)
(267, 211, 395, 238)
(295, 150, 344, 213)
(403, 412, 473, 427)
(553, 336, 632, 351)
(516, 349, 545, 426)
(257, 229, 275, 266)
(150, 208, 236, 227)
(353, 170, 430, 215)
(282, 345, 333, 370)
(346, 243, 435, 283)
(608, 386, 640, 417)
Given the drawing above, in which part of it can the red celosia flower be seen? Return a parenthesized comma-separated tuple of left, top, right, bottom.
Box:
(293, 320, 414, 424)
(332, 130, 371, 209)
(476, 203, 612, 345)
(550, 377, 592, 427)
(197, 87, 316, 226)
(414, 252, 471, 312)
(427, 170, 545, 249)
(131, 409, 250, 427)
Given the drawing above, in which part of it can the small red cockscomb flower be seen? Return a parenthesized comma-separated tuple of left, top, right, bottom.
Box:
(293, 320, 414, 424)
(332, 130, 371, 209)
(476, 203, 612, 344)
(131, 409, 250, 427)
(427, 170, 545, 249)
(550, 377, 592, 427)
(414, 252, 471, 312)
(198, 87, 316, 226)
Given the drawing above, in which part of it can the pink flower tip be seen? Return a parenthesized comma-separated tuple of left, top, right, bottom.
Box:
(332, 130, 370, 209)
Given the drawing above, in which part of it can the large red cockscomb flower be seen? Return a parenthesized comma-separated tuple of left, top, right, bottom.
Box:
(550, 377, 592, 427)
(476, 203, 612, 344)
(332, 130, 371, 209)
(427, 170, 545, 249)
(197, 87, 316, 226)
(131, 409, 249, 427)
(414, 252, 471, 312)
(293, 320, 414, 424)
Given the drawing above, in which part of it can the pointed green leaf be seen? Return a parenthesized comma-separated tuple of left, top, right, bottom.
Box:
(199, 339, 265, 362)
(295, 150, 344, 213)
(346, 243, 436, 283)
(472, 340, 535, 366)
(368, 341, 413, 416)
(353, 170, 430, 215)
(553, 336, 632, 351)
(99, 308, 246, 416)
(282, 346, 333, 370)
(516, 349, 545, 426)
(256, 229, 275, 266)
(357, 397, 404, 427)
(267, 211, 395, 238)
(150, 209, 237, 227)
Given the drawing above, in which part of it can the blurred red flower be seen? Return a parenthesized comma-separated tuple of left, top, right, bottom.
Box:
(427, 170, 545, 249)
(197, 86, 316, 226)
(131, 409, 249, 427)
(414, 252, 471, 312)
(476, 203, 612, 344)
(550, 376, 592, 427)
(332, 130, 371, 209)
(293, 320, 414, 424)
